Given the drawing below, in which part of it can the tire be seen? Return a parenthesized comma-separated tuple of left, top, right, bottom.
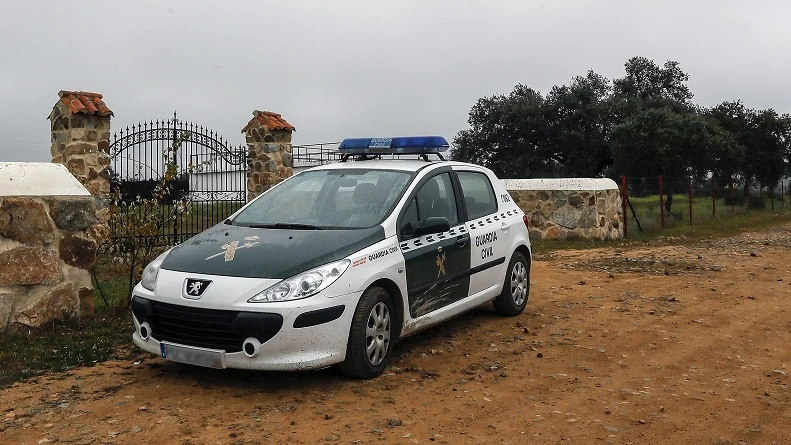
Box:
(493, 251, 530, 316)
(339, 286, 394, 379)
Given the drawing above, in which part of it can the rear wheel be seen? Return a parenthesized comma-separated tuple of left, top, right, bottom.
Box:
(339, 286, 394, 379)
(493, 251, 529, 316)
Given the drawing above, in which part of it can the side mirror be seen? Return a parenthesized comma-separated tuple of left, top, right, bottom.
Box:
(413, 217, 450, 237)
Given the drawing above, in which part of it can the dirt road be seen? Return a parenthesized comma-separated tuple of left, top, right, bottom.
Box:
(2, 224, 791, 445)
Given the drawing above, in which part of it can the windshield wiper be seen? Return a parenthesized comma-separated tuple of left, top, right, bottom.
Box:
(246, 223, 324, 230)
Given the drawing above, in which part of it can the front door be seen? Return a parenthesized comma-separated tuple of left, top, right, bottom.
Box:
(398, 172, 471, 318)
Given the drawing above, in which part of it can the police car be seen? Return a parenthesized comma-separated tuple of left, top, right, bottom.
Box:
(131, 136, 531, 379)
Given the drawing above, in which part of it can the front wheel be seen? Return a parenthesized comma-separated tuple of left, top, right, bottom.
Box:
(339, 286, 394, 379)
(493, 251, 530, 316)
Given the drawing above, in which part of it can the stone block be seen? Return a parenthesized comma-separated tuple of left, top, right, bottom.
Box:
(282, 153, 293, 168)
(263, 143, 281, 153)
(540, 202, 554, 218)
(65, 142, 96, 156)
(59, 234, 98, 269)
(71, 128, 86, 140)
(78, 287, 95, 319)
(0, 246, 62, 286)
(49, 198, 98, 231)
(66, 157, 86, 177)
(265, 160, 278, 172)
(0, 292, 13, 331)
(97, 141, 109, 153)
(70, 117, 84, 128)
(86, 179, 110, 196)
(263, 134, 275, 143)
(272, 131, 292, 143)
(86, 130, 98, 142)
(545, 225, 561, 239)
(568, 194, 583, 208)
(13, 283, 78, 329)
(52, 116, 70, 131)
(0, 197, 55, 245)
(50, 142, 66, 157)
(578, 208, 598, 229)
(552, 206, 582, 229)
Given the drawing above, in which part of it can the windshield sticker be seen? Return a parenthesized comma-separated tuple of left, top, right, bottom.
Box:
(205, 240, 260, 262)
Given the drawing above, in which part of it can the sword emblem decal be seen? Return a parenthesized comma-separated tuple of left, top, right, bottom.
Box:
(205, 239, 260, 262)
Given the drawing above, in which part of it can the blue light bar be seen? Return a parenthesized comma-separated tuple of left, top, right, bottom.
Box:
(338, 136, 449, 155)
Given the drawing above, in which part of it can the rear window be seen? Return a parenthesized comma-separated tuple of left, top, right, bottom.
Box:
(457, 171, 497, 219)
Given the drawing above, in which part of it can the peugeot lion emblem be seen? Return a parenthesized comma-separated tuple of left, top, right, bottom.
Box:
(184, 278, 212, 299)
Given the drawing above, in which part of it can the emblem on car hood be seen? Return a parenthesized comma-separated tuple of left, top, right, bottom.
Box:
(205, 236, 260, 262)
(184, 278, 212, 299)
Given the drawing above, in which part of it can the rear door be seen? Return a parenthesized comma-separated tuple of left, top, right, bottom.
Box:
(455, 169, 509, 296)
(398, 170, 471, 318)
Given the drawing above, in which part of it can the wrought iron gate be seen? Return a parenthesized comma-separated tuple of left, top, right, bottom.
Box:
(109, 112, 247, 246)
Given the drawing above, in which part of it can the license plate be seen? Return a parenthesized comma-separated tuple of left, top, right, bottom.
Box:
(160, 342, 225, 369)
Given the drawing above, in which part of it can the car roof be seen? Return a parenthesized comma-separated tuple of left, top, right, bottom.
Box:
(307, 159, 489, 174)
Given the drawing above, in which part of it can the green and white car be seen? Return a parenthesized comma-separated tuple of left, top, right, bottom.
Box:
(131, 136, 531, 379)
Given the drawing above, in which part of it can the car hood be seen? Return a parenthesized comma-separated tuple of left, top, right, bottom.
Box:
(160, 224, 385, 279)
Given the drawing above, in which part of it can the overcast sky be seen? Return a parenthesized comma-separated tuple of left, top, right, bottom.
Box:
(1, 0, 790, 163)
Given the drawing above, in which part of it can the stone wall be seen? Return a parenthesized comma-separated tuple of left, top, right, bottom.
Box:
(0, 163, 98, 333)
(242, 110, 295, 201)
(504, 178, 623, 240)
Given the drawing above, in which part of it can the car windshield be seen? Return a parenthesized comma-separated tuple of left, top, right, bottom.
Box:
(231, 169, 413, 229)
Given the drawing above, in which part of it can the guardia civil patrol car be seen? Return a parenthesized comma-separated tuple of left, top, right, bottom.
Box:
(131, 136, 531, 379)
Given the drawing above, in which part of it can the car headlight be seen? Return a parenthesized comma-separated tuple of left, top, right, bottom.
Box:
(249, 259, 351, 303)
(140, 249, 171, 291)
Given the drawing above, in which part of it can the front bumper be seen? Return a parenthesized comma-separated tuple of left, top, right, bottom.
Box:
(131, 289, 362, 371)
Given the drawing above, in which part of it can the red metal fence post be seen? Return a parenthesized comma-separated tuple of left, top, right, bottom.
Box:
(712, 178, 716, 218)
(659, 175, 665, 228)
(621, 175, 628, 237)
(688, 177, 693, 224)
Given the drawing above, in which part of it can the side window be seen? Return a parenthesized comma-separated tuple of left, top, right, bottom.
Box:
(400, 173, 458, 239)
(457, 171, 498, 219)
(399, 199, 419, 238)
(416, 173, 458, 225)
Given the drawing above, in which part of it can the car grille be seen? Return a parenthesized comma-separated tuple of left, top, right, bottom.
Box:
(132, 297, 283, 353)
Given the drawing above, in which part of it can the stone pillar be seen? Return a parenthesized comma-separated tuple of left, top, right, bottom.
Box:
(242, 110, 295, 201)
(49, 91, 113, 197)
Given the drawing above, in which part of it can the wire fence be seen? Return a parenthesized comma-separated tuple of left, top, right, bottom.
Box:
(620, 175, 791, 236)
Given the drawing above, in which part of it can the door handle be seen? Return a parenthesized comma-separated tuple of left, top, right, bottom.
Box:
(500, 222, 509, 231)
(455, 235, 469, 247)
